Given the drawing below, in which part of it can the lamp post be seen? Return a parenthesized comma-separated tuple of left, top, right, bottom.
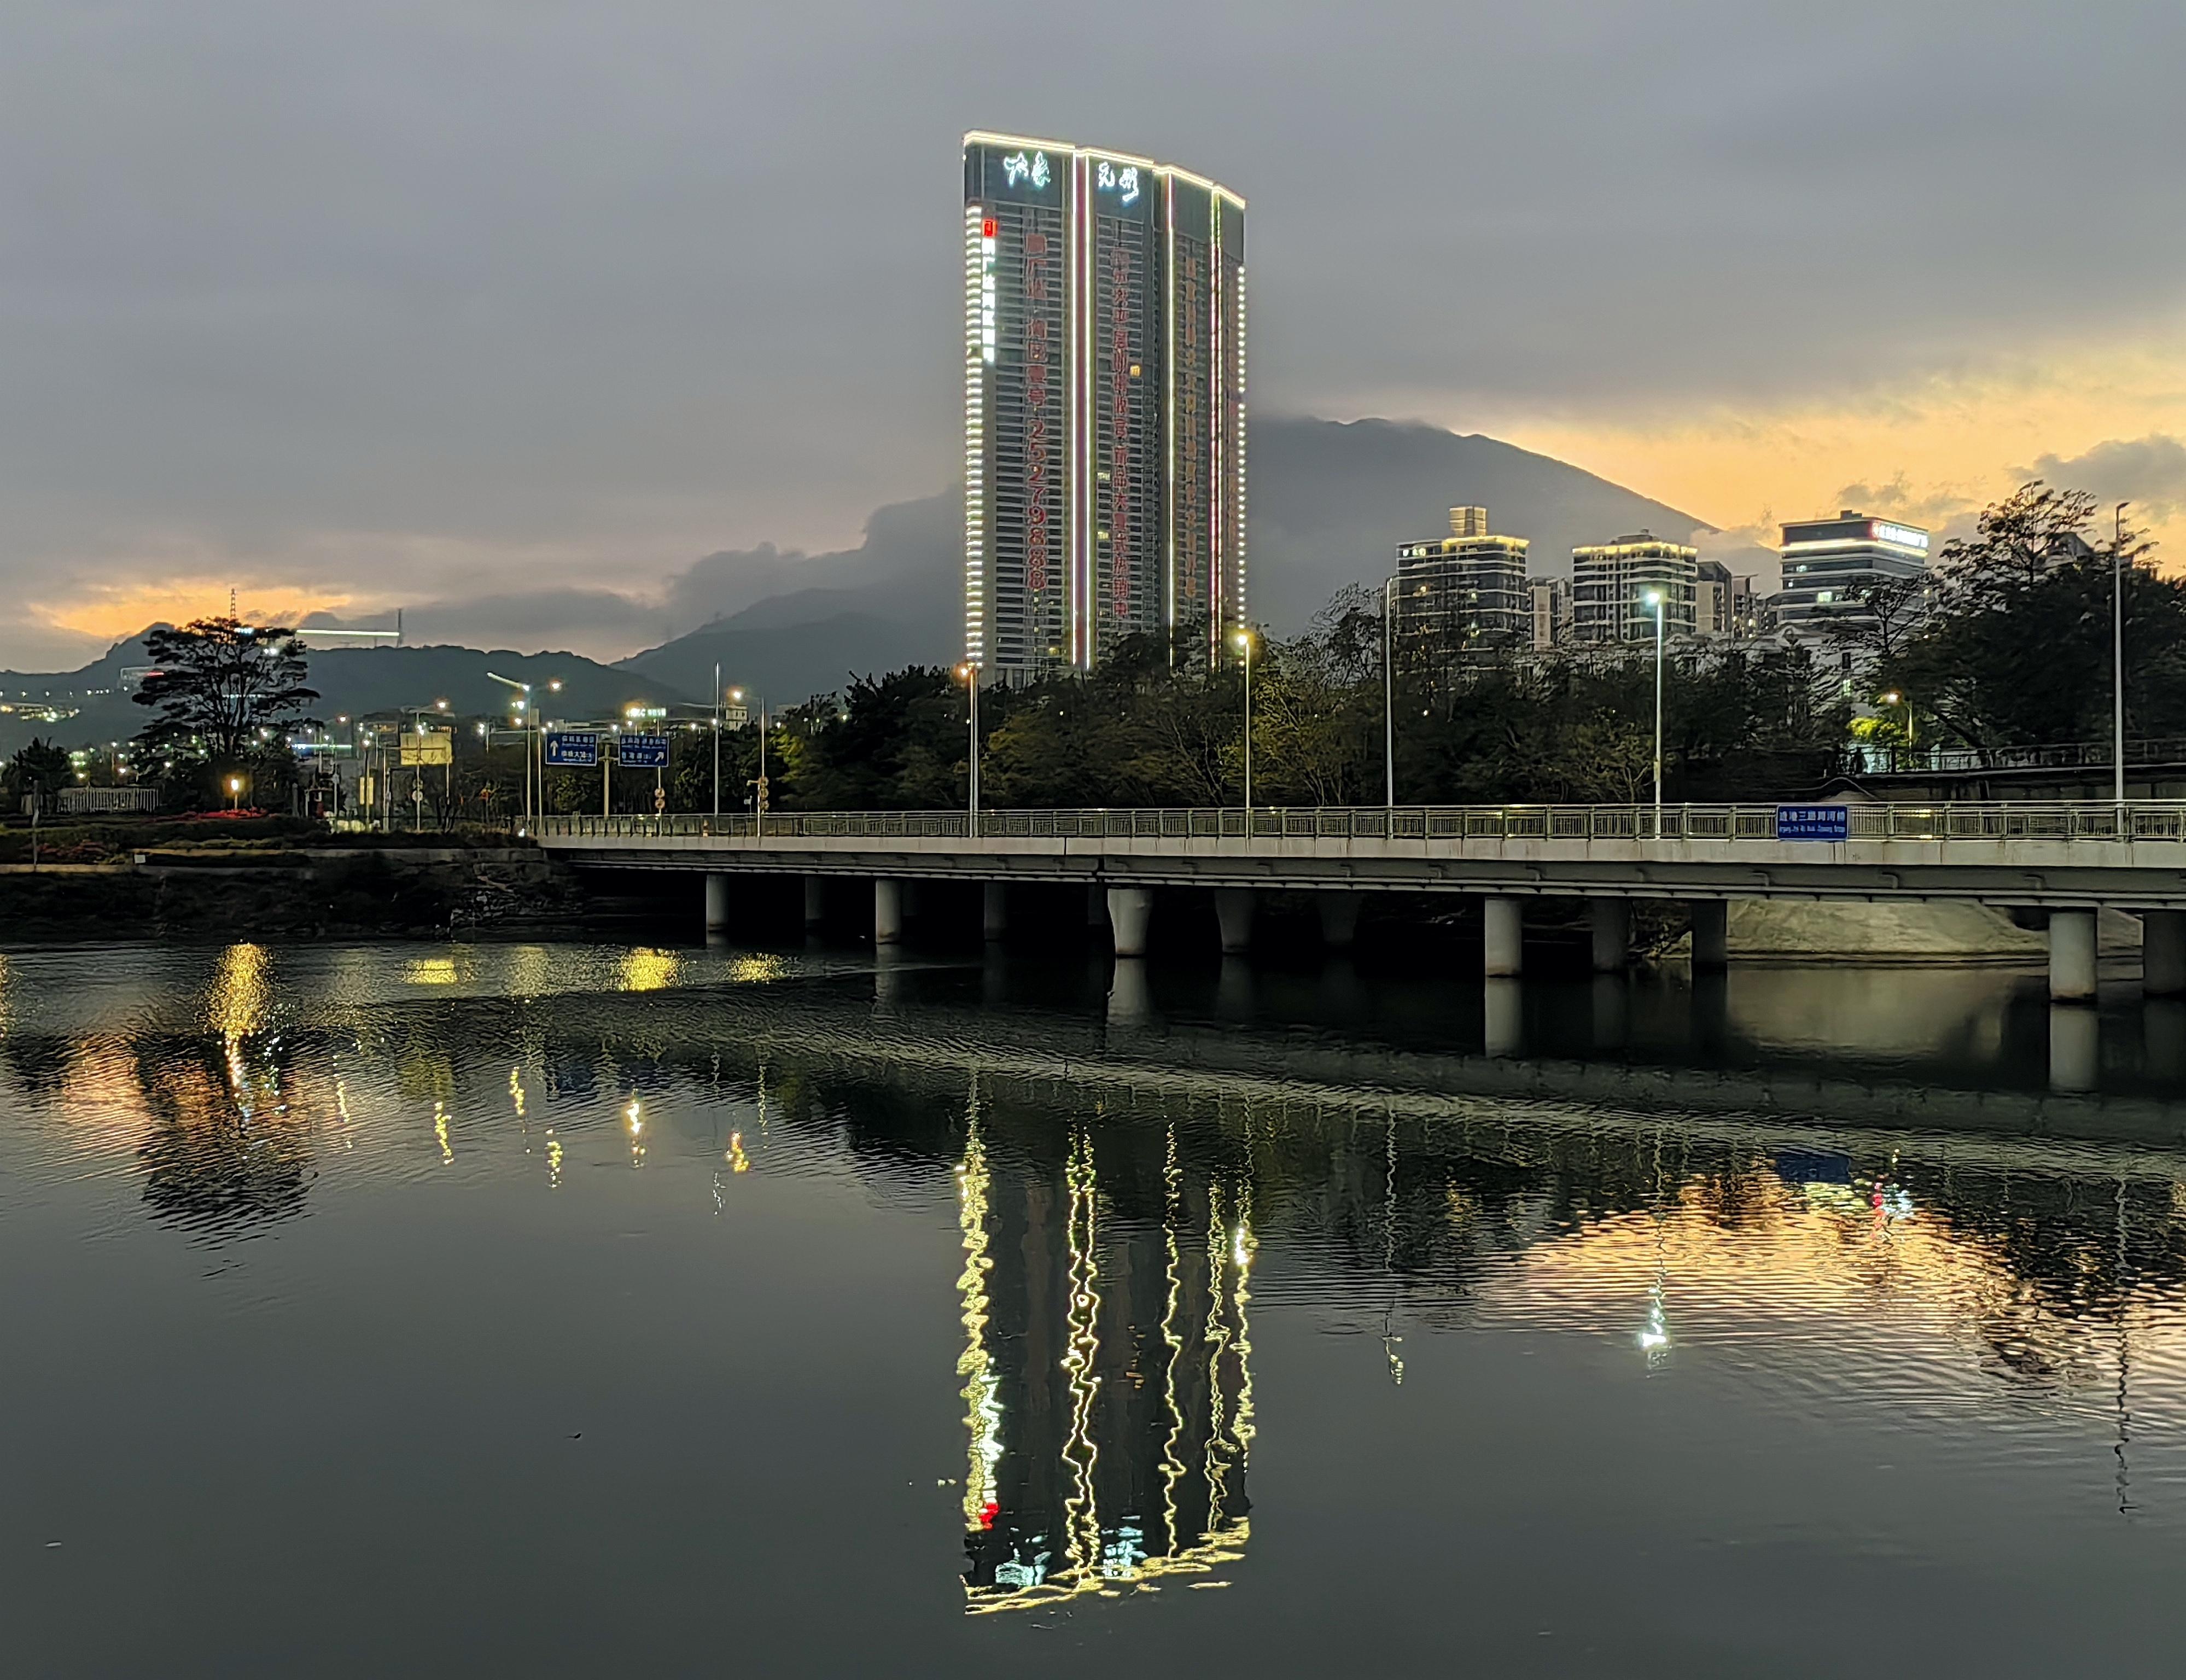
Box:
(486, 671, 533, 832)
(747, 693, 768, 837)
(1233, 627, 1255, 813)
(1879, 689, 1914, 768)
(712, 661, 722, 820)
(1383, 575, 1397, 811)
(956, 662, 982, 835)
(2115, 501, 2130, 812)
(1643, 588, 1665, 824)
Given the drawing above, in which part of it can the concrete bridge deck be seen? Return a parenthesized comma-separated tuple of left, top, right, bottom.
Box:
(537, 802, 2186, 1001)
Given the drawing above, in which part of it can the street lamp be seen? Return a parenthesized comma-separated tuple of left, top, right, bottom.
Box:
(1642, 588, 1665, 822)
(227, 774, 243, 811)
(726, 690, 768, 835)
(2115, 501, 2130, 812)
(1383, 575, 1397, 811)
(486, 671, 534, 832)
(955, 662, 982, 835)
(1233, 627, 1255, 813)
(1879, 690, 1914, 763)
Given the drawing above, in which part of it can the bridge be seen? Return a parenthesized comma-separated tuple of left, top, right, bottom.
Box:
(537, 801, 2186, 1003)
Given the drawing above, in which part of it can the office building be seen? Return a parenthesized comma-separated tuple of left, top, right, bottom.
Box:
(1730, 574, 1765, 637)
(964, 133, 1247, 680)
(1572, 532, 1699, 643)
(1394, 507, 1530, 658)
(1697, 561, 1732, 637)
(1769, 511, 1929, 635)
(1526, 576, 1568, 649)
(1697, 561, 1763, 638)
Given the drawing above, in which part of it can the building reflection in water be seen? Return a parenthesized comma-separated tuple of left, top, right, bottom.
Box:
(955, 1083, 1253, 1612)
(17, 946, 2186, 1605)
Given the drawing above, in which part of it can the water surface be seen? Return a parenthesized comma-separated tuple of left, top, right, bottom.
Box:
(4, 940, 2185, 1676)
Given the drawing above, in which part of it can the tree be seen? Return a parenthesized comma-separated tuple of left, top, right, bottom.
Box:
(5, 738, 71, 815)
(1937, 481, 2104, 599)
(1821, 573, 1929, 666)
(132, 617, 319, 768)
(1876, 487, 2176, 754)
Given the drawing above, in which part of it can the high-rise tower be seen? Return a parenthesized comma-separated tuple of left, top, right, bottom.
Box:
(964, 133, 1246, 680)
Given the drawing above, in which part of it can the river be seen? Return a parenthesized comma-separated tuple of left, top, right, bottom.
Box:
(4, 938, 2184, 1675)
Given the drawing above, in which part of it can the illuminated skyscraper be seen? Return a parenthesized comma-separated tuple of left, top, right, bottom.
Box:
(964, 133, 1247, 679)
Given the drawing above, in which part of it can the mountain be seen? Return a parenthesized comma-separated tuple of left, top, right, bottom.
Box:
(617, 609, 953, 712)
(1248, 417, 1713, 627)
(615, 492, 960, 704)
(614, 416, 1715, 698)
(5, 418, 1722, 745)
(0, 640, 699, 757)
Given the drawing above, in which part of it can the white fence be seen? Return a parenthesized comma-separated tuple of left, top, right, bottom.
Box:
(538, 801, 2186, 845)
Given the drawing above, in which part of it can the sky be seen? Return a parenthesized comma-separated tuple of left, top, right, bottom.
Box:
(3, 0, 2183, 668)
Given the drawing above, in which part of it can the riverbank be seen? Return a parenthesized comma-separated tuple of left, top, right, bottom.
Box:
(0, 847, 581, 938)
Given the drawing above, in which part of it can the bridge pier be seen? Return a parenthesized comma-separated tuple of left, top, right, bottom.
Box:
(1317, 890, 1363, 950)
(1590, 899, 1631, 972)
(1107, 886, 1155, 958)
(1107, 957, 1154, 1026)
(1590, 973, 1629, 1051)
(2143, 910, 2186, 996)
(2147, 998, 2186, 1081)
(1689, 900, 1729, 971)
(2050, 1004, 2099, 1092)
(983, 882, 1009, 943)
(873, 879, 903, 946)
(1483, 896, 1523, 978)
(1214, 888, 1255, 955)
(803, 875, 826, 929)
(704, 872, 731, 935)
(2049, 908, 2097, 1002)
(1216, 955, 1255, 1018)
(1484, 977, 1523, 1057)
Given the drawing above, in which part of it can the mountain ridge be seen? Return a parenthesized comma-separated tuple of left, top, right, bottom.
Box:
(7, 418, 1724, 742)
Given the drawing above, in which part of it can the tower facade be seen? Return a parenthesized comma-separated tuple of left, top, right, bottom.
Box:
(964, 133, 1246, 679)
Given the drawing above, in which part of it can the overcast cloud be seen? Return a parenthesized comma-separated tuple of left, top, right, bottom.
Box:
(2, 1, 2182, 665)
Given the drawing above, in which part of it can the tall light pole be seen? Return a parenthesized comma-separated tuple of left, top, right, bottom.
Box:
(486, 671, 533, 831)
(2115, 501, 2130, 812)
(1879, 689, 1915, 769)
(957, 663, 982, 835)
(1643, 588, 1665, 823)
(1383, 575, 1397, 811)
(543, 679, 561, 818)
(1233, 627, 1255, 812)
(712, 660, 722, 820)
(753, 695, 768, 838)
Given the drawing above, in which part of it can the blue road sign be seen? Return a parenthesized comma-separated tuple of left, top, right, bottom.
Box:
(617, 733, 670, 769)
(1776, 804, 1849, 841)
(544, 730, 600, 767)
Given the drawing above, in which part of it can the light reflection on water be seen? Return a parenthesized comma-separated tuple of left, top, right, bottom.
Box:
(4, 940, 2186, 1673)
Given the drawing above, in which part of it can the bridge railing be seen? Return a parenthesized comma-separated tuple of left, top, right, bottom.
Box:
(537, 801, 2186, 845)
(1855, 736, 2186, 775)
